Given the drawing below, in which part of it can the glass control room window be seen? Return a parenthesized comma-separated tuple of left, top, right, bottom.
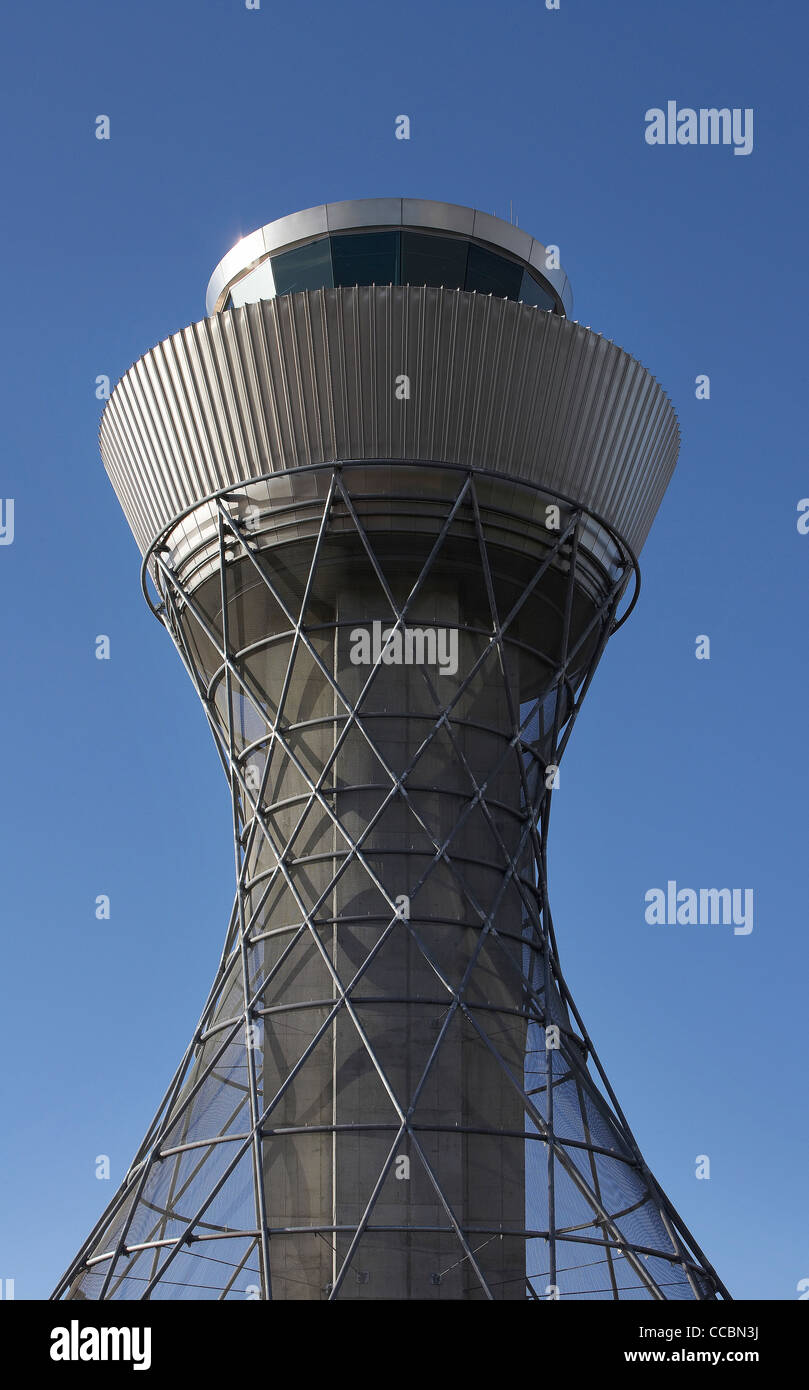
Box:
(271, 239, 335, 295)
(465, 243, 524, 299)
(518, 270, 556, 311)
(400, 232, 469, 289)
(331, 231, 400, 287)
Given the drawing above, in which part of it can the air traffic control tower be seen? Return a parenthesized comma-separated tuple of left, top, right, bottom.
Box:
(54, 199, 729, 1301)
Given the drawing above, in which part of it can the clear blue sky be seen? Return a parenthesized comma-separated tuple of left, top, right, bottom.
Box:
(1, 0, 806, 1300)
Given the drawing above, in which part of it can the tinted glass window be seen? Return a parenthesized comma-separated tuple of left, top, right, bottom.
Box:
(400, 231, 468, 289)
(465, 243, 523, 299)
(230, 259, 276, 307)
(518, 270, 556, 311)
(271, 240, 334, 295)
(331, 231, 400, 286)
(257, 231, 561, 312)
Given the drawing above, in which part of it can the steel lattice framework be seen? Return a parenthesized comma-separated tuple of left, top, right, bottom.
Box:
(54, 461, 729, 1301)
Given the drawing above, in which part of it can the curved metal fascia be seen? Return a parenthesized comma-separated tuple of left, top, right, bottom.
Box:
(99, 287, 679, 561)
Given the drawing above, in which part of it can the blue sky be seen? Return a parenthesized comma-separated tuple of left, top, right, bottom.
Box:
(0, 0, 806, 1300)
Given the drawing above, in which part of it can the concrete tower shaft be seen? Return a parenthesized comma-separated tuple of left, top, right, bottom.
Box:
(156, 464, 616, 1298)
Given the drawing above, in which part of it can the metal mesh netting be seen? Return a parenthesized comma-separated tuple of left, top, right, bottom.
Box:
(54, 465, 727, 1301)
